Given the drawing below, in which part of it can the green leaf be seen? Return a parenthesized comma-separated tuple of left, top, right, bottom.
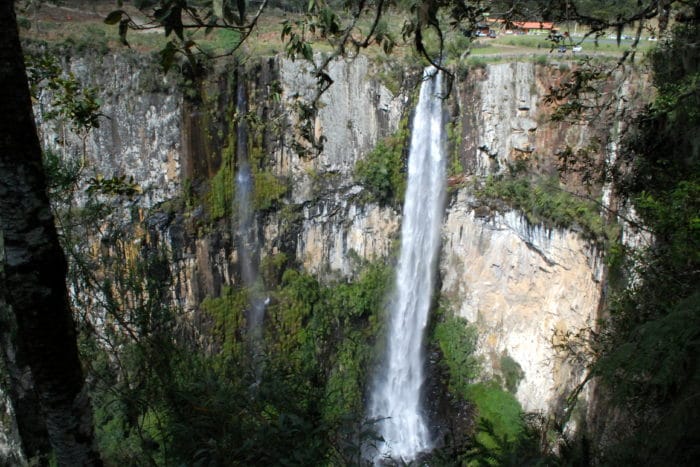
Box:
(160, 42, 178, 73)
(118, 19, 130, 46)
(281, 20, 292, 40)
(302, 43, 313, 61)
(171, 7, 184, 40)
(104, 10, 125, 25)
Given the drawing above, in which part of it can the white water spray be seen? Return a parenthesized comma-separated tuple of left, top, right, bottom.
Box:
(234, 78, 266, 350)
(367, 68, 446, 463)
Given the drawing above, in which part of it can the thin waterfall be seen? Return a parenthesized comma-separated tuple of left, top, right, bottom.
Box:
(367, 68, 446, 463)
(234, 76, 266, 357)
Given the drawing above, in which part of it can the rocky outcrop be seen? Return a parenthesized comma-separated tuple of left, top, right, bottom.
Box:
(25, 50, 645, 430)
(454, 61, 594, 177)
(35, 52, 183, 207)
(264, 188, 399, 278)
(268, 56, 404, 274)
(440, 191, 602, 414)
(276, 56, 404, 202)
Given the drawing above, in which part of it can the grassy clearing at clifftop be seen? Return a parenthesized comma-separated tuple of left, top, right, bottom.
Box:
(19, 2, 653, 71)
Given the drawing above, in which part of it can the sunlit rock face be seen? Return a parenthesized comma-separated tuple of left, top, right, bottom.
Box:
(440, 62, 647, 416)
(276, 56, 403, 200)
(459, 62, 597, 178)
(29, 49, 646, 427)
(261, 55, 405, 278)
(35, 53, 183, 208)
(440, 191, 603, 414)
(470, 62, 541, 175)
(292, 194, 399, 277)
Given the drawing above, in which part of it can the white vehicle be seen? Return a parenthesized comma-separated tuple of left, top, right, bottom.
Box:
(572, 45, 583, 52)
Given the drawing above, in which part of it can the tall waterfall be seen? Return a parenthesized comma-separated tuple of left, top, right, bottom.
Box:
(234, 77, 265, 349)
(367, 68, 446, 463)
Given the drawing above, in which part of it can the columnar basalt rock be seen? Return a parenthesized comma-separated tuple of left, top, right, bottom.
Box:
(35, 53, 183, 208)
(12, 51, 646, 462)
(440, 191, 603, 414)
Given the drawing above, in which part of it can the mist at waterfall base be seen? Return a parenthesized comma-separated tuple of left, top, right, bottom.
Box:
(366, 68, 447, 464)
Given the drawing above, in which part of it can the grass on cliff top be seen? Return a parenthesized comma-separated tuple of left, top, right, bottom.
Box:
(19, 4, 653, 66)
(17, 5, 412, 60)
(469, 32, 655, 58)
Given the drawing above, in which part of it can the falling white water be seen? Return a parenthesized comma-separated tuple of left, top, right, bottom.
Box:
(367, 68, 446, 464)
(233, 78, 266, 346)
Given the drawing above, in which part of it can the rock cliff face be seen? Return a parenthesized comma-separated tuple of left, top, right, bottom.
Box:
(35, 53, 183, 207)
(454, 61, 597, 178)
(265, 57, 404, 276)
(440, 61, 617, 416)
(441, 193, 602, 413)
(2, 51, 643, 462)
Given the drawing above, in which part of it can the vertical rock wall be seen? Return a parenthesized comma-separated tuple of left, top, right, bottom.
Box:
(24, 51, 646, 428)
(455, 61, 592, 177)
(264, 56, 404, 277)
(35, 52, 183, 207)
(440, 192, 602, 414)
(438, 61, 644, 417)
(0, 386, 26, 466)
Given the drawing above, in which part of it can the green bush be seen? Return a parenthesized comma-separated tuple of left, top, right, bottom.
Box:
(446, 33, 472, 60)
(253, 170, 288, 211)
(478, 176, 609, 242)
(431, 311, 525, 459)
(201, 286, 248, 356)
(270, 262, 391, 425)
(355, 129, 408, 206)
(533, 54, 550, 66)
(467, 381, 524, 449)
(434, 315, 480, 395)
(260, 252, 289, 289)
(466, 55, 489, 69)
(500, 354, 525, 394)
(208, 146, 235, 220)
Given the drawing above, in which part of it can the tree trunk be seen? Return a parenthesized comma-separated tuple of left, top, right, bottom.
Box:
(1, 298, 52, 463)
(0, 1, 101, 465)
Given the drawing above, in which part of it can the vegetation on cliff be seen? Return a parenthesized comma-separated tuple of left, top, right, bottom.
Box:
(354, 124, 409, 207)
(587, 5, 700, 462)
(2, 1, 699, 466)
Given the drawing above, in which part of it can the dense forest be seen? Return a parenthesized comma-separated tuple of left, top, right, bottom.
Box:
(1, 0, 699, 466)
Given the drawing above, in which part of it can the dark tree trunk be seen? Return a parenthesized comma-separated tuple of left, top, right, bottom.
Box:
(1, 294, 52, 462)
(0, 1, 101, 465)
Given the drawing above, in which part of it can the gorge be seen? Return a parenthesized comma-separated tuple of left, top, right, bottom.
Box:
(5, 2, 695, 463)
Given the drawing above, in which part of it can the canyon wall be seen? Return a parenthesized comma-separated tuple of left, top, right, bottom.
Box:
(48, 53, 612, 411)
(3, 51, 647, 461)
